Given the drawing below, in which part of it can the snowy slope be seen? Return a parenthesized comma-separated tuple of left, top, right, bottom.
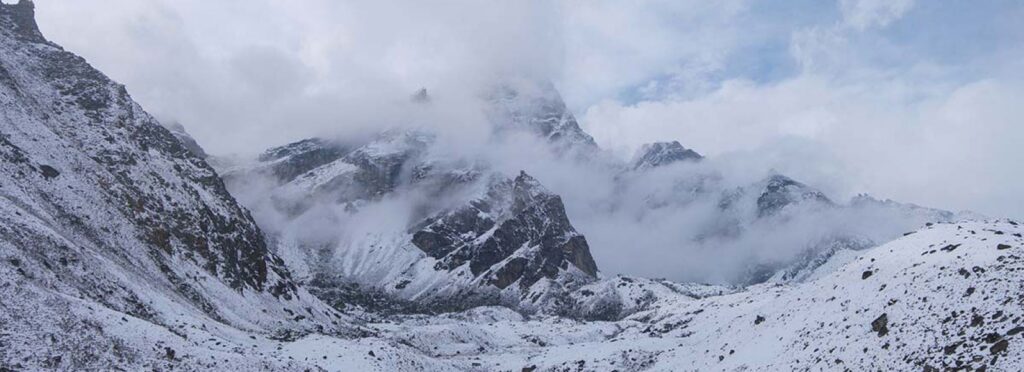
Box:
(375, 220, 1024, 371)
(0, 2, 357, 369)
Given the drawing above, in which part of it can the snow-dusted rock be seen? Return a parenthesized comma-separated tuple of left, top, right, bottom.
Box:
(631, 141, 703, 170)
(0, 3, 352, 369)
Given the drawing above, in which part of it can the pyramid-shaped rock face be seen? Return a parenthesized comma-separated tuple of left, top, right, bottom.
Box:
(486, 81, 598, 151)
(412, 172, 598, 290)
(755, 175, 834, 217)
(0, 0, 309, 323)
(631, 141, 703, 170)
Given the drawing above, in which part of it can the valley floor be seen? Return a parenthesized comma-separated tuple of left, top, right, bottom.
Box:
(6, 220, 1022, 371)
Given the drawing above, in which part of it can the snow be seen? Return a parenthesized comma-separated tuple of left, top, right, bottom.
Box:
(4, 4, 1024, 370)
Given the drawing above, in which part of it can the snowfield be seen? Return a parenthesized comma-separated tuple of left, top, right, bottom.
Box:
(370, 220, 1024, 371)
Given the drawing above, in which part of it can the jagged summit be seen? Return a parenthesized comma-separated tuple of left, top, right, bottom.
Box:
(412, 171, 599, 290)
(755, 174, 834, 217)
(0, 0, 47, 45)
(631, 140, 703, 170)
(486, 81, 598, 150)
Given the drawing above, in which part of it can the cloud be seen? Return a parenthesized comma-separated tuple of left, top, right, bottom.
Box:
(33, 0, 568, 154)
(26, 0, 1024, 283)
(839, 0, 915, 30)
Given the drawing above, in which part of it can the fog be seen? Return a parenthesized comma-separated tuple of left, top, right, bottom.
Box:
(28, 0, 1024, 282)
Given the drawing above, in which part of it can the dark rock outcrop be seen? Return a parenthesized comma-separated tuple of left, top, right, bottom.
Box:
(412, 172, 598, 290)
(255, 138, 351, 183)
(161, 121, 208, 158)
(755, 175, 833, 217)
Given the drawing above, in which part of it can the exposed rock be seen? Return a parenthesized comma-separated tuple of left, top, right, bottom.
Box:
(631, 141, 702, 170)
(253, 138, 351, 183)
(755, 175, 833, 218)
(412, 171, 599, 289)
(871, 313, 889, 337)
(486, 81, 597, 151)
(161, 121, 207, 158)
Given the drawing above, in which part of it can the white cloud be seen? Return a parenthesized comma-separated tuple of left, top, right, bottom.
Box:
(839, 0, 915, 30)
(581, 74, 1024, 219)
(28, 0, 1024, 223)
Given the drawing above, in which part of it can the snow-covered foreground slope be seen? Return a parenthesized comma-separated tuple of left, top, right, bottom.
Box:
(373, 220, 1024, 371)
(7, 218, 1019, 371)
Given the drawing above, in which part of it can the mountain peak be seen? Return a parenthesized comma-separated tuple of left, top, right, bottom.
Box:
(631, 140, 703, 170)
(0, 0, 46, 44)
(486, 80, 598, 150)
(757, 174, 833, 217)
(411, 87, 430, 103)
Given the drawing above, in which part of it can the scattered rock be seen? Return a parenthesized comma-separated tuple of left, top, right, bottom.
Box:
(38, 164, 59, 179)
(991, 339, 1009, 354)
(871, 313, 889, 337)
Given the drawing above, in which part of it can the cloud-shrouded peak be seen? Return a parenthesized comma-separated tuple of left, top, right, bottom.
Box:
(631, 140, 703, 170)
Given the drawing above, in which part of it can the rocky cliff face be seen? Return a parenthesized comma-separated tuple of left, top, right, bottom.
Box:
(220, 127, 600, 314)
(412, 172, 598, 290)
(0, 4, 346, 369)
(485, 81, 598, 151)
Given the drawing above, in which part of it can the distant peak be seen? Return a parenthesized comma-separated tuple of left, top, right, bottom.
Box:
(411, 87, 430, 103)
(485, 80, 598, 150)
(513, 170, 543, 189)
(631, 141, 703, 170)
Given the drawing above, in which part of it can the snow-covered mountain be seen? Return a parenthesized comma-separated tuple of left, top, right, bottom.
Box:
(220, 127, 601, 314)
(4, 2, 1022, 370)
(630, 140, 703, 170)
(219, 73, 973, 315)
(0, 2, 354, 369)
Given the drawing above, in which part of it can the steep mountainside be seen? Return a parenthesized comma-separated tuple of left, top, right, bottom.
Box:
(226, 135, 602, 313)
(218, 85, 607, 314)
(0, 3, 355, 369)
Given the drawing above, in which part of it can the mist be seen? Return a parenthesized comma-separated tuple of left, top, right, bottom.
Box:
(30, 0, 1024, 283)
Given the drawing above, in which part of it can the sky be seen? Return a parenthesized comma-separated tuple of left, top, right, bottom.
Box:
(27, 0, 1024, 220)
